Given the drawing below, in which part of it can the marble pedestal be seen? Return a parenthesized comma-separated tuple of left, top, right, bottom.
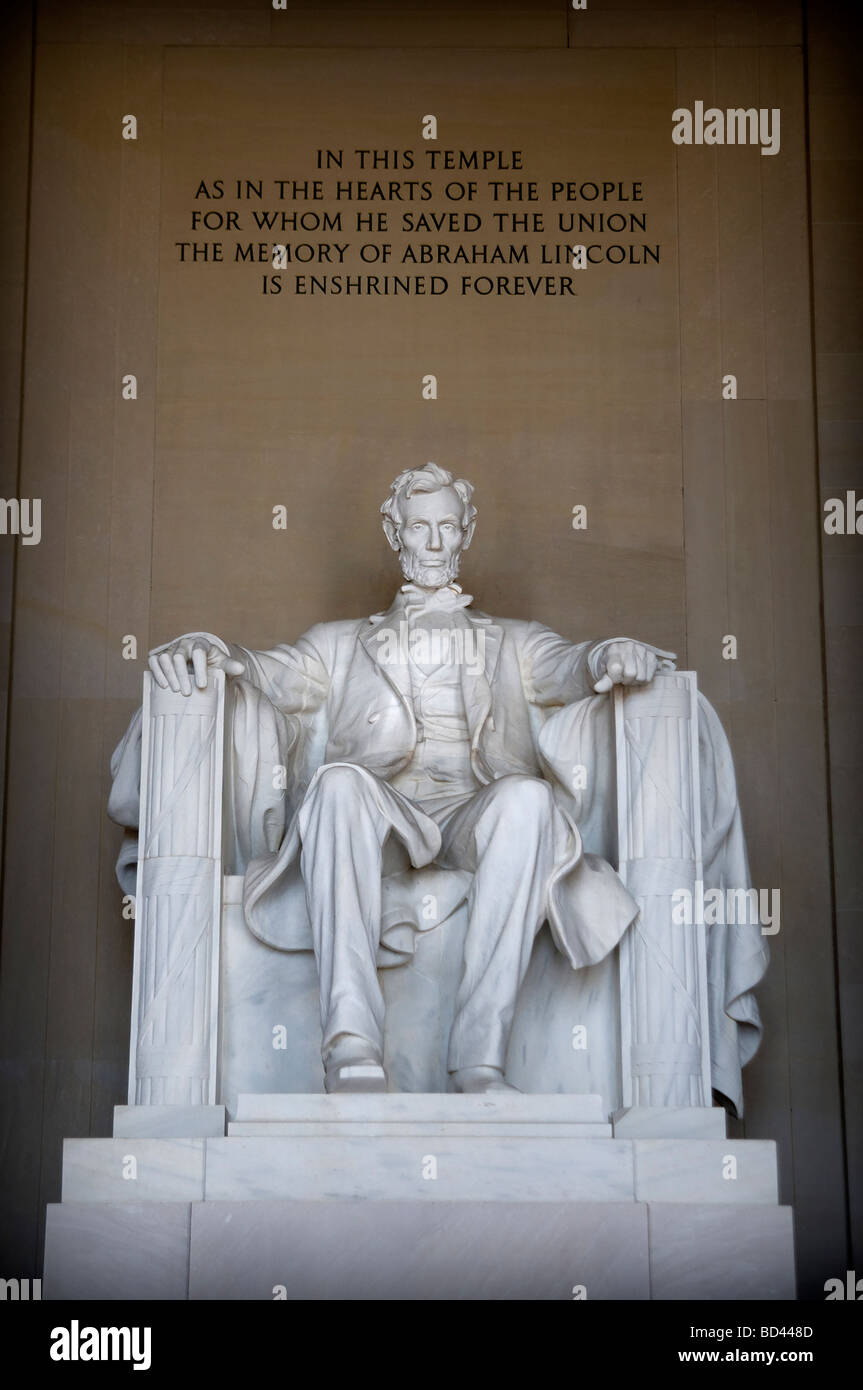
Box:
(43, 1095, 796, 1301)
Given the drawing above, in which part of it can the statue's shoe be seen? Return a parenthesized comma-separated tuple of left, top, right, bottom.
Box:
(451, 1066, 520, 1094)
(325, 1059, 388, 1093)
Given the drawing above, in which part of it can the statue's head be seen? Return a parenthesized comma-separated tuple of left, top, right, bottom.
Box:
(381, 463, 477, 590)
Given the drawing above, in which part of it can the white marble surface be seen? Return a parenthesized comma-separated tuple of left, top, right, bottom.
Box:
(233, 1091, 607, 1123)
(61, 1138, 205, 1203)
(188, 1199, 651, 1300)
(648, 1204, 796, 1299)
(42, 1196, 797, 1301)
(44, 1202, 191, 1300)
(229, 1121, 612, 1137)
(505, 928, 622, 1108)
(129, 672, 224, 1106)
(203, 1135, 635, 1203)
(615, 673, 711, 1107)
(613, 1106, 727, 1139)
(113, 1104, 225, 1139)
(634, 1139, 778, 1204)
(220, 895, 324, 1109)
(220, 904, 627, 1103)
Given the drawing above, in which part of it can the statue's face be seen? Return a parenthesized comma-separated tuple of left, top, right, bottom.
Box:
(397, 485, 466, 589)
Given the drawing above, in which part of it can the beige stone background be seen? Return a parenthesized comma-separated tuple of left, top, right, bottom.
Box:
(0, 0, 859, 1300)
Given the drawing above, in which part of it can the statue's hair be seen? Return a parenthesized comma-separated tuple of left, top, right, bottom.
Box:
(380, 463, 477, 537)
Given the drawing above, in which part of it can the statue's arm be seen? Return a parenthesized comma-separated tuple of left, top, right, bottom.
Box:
(520, 622, 675, 705)
(228, 629, 330, 713)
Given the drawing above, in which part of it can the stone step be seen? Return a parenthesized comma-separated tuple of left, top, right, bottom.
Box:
(43, 1199, 797, 1301)
(232, 1090, 608, 1124)
(227, 1120, 613, 1137)
(633, 1139, 778, 1204)
(113, 1104, 226, 1139)
(613, 1105, 727, 1139)
(192, 1199, 652, 1300)
(205, 1134, 633, 1202)
(62, 1138, 206, 1203)
(60, 1134, 779, 1206)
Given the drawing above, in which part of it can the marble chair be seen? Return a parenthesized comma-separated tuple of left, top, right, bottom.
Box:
(121, 665, 712, 1117)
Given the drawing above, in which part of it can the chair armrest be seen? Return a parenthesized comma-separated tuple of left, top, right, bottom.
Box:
(127, 670, 226, 1106)
(614, 671, 712, 1108)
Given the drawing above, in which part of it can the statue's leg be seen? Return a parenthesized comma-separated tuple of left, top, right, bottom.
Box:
(436, 774, 556, 1088)
(296, 763, 393, 1087)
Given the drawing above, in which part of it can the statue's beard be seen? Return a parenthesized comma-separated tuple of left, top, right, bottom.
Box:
(399, 549, 461, 589)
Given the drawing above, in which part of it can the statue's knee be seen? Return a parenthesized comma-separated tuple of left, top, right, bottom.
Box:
(493, 774, 555, 821)
(311, 763, 368, 800)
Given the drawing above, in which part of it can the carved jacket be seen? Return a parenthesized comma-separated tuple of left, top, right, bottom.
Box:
(217, 602, 613, 788)
(163, 595, 643, 970)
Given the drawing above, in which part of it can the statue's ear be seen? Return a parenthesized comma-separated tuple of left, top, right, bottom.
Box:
(382, 516, 401, 552)
(461, 518, 477, 551)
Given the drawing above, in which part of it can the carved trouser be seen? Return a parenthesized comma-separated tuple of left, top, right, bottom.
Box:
(297, 763, 565, 1072)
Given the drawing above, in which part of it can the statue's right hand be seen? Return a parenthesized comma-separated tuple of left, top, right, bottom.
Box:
(148, 636, 245, 696)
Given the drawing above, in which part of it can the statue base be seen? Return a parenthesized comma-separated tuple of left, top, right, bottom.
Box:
(43, 1095, 795, 1300)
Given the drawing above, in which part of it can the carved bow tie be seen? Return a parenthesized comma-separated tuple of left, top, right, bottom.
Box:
(398, 583, 474, 617)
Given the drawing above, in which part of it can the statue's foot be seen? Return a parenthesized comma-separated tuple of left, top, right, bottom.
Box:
(451, 1066, 520, 1094)
(324, 1038, 388, 1093)
(325, 1060, 387, 1093)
